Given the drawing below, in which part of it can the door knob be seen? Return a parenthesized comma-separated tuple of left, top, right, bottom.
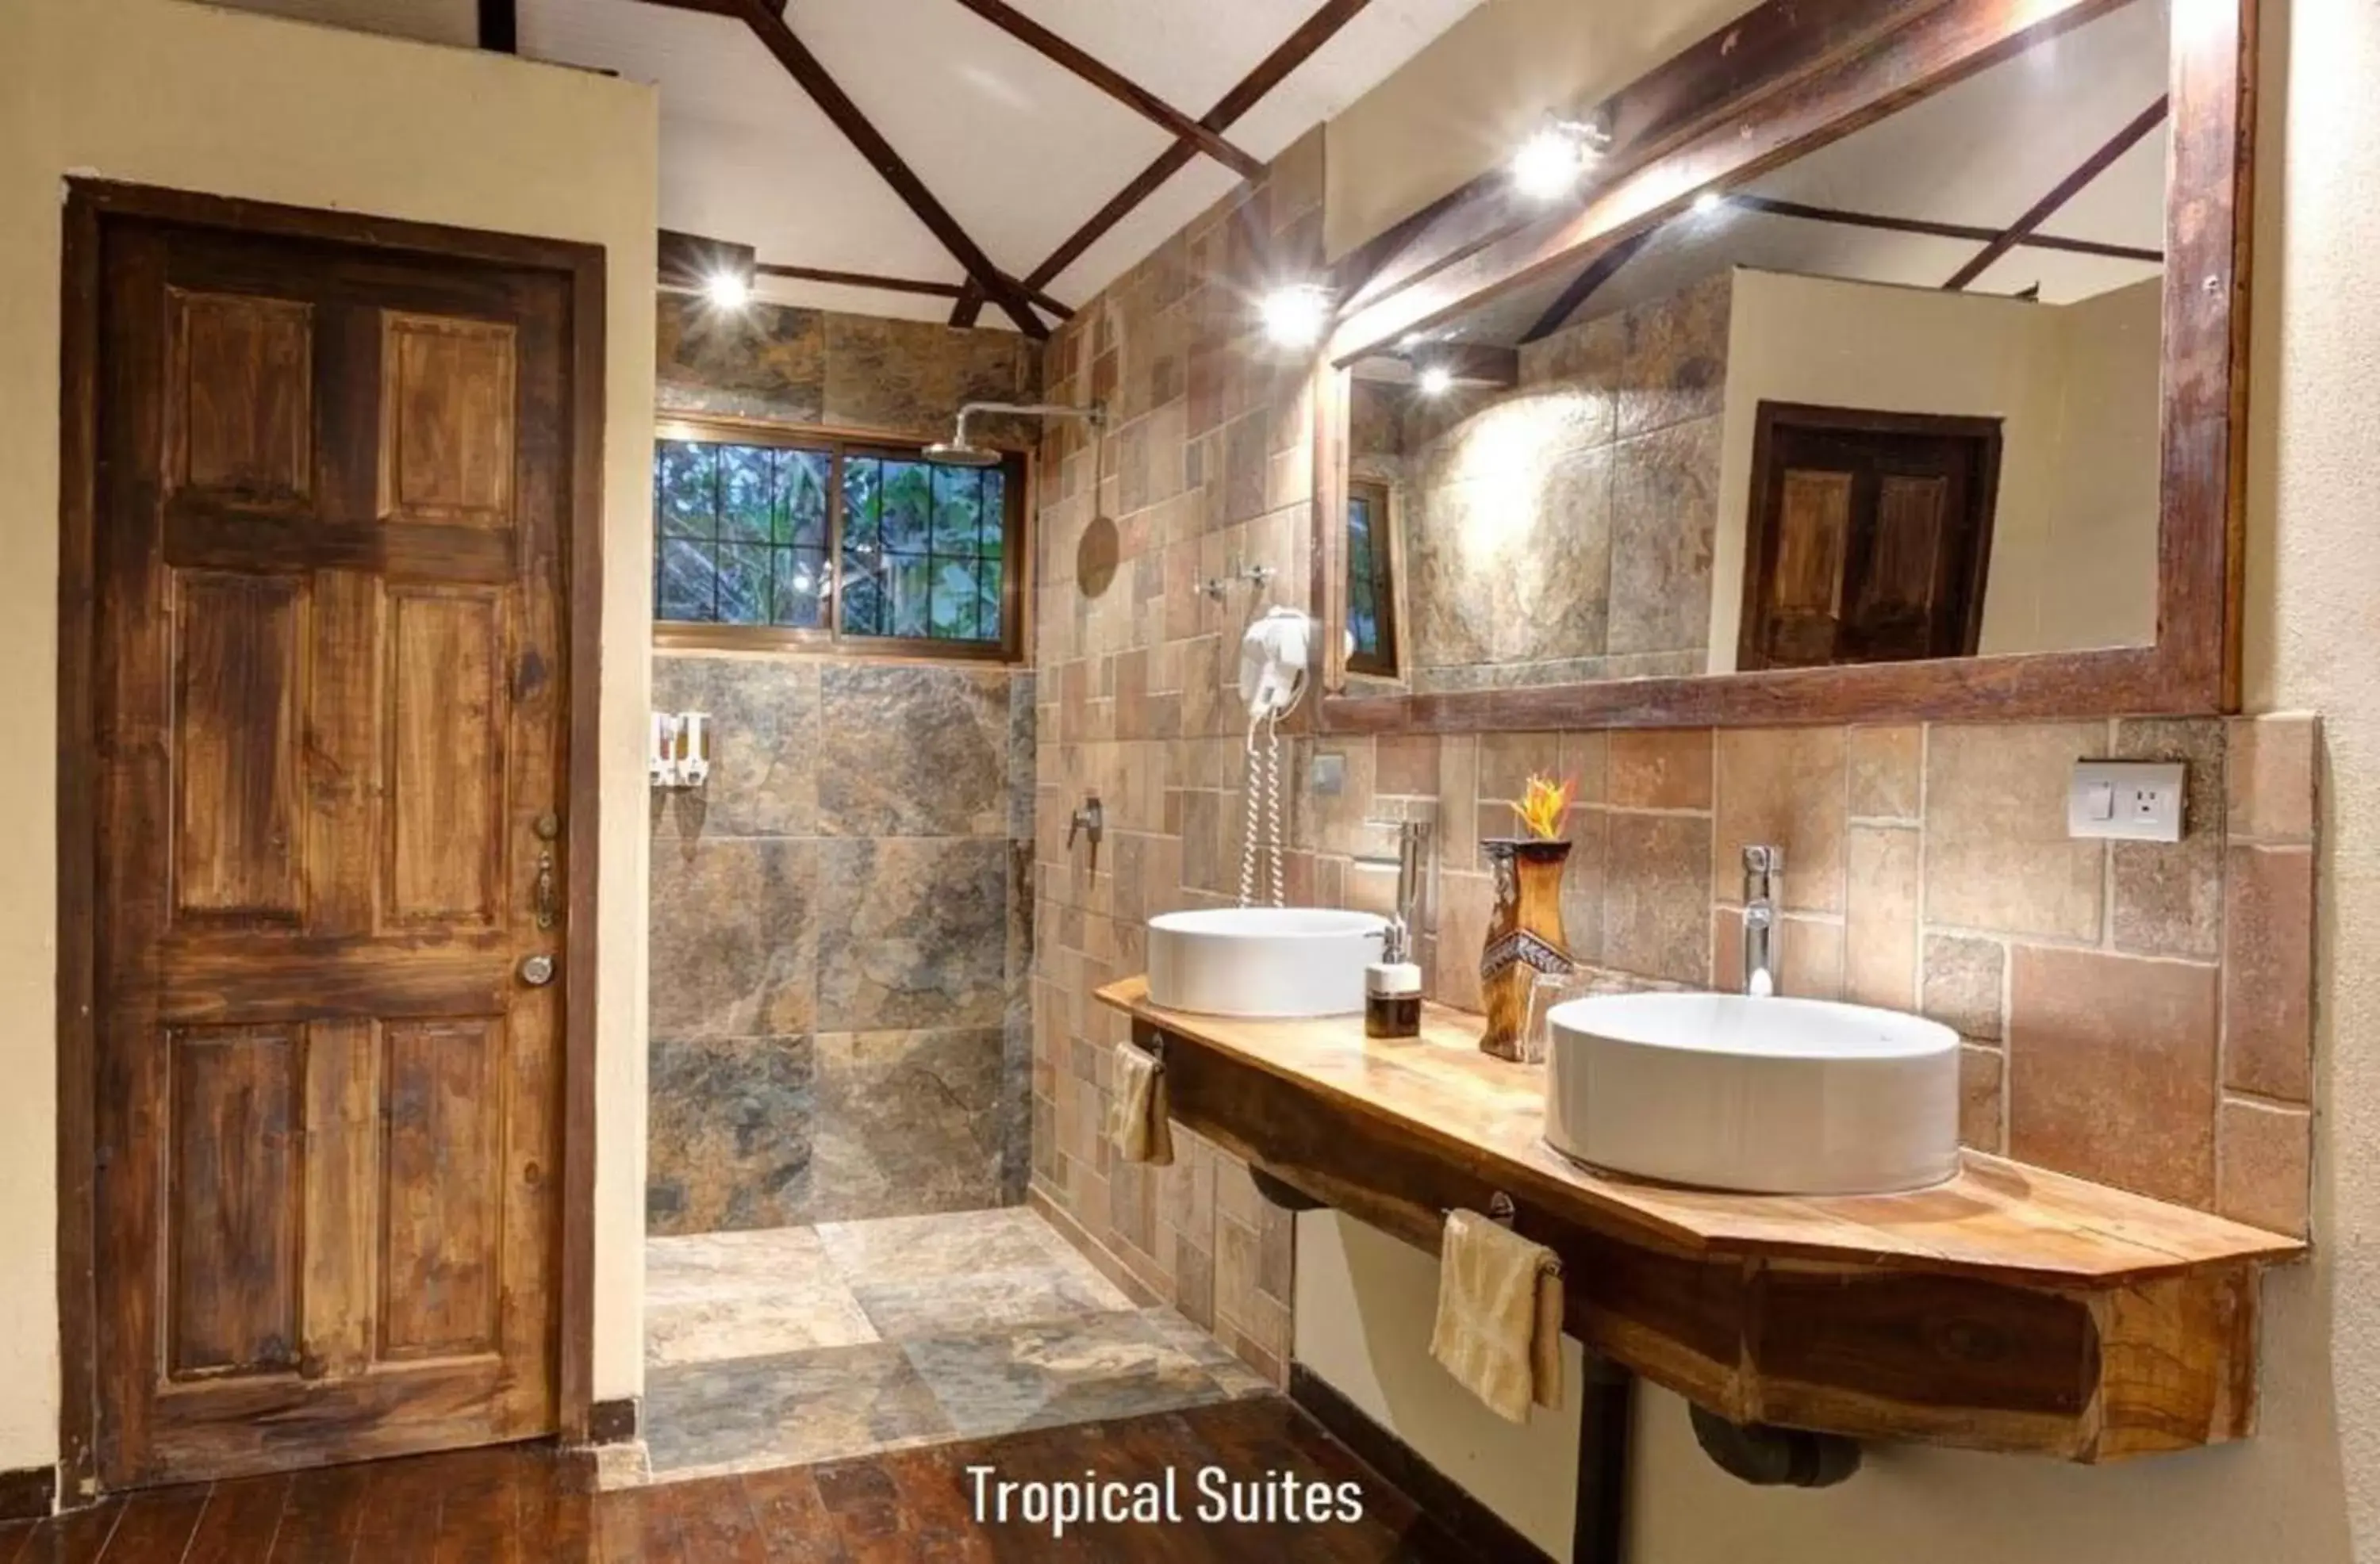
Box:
(519, 953, 555, 987)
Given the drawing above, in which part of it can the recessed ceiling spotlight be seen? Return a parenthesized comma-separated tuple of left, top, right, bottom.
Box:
(1511, 117, 1607, 201)
(705, 269, 752, 311)
(1691, 190, 1726, 217)
(1260, 284, 1330, 349)
(1512, 125, 1587, 201)
(1418, 365, 1456, 397)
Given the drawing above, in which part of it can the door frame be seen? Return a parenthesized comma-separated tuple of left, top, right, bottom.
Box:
(1736, 400, 2007, 673)
(53, 179, 608, 1498)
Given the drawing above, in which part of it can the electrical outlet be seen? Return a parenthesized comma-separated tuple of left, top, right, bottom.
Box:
(2067, 761, 2186, 842)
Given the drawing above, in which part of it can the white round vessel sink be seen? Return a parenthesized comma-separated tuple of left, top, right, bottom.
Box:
(1544, 991, 1960, 1195)
(1146, 907, 1388, 1018)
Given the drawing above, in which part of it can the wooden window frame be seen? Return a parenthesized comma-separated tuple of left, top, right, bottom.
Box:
(1736, 401, 2006, 673)
(1344, 476, 1401, 678)
(651, 414, 1030, 664)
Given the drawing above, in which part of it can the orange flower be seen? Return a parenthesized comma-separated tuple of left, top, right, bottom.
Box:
(1512, 772, 1576, 841)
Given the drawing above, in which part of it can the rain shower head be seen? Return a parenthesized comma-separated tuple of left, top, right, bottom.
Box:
(923, 439, 1005, 468)
(922, 401, 1105, 466)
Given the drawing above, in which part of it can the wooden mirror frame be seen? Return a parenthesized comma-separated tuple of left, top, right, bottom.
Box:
(1307, 0, 2252, 734)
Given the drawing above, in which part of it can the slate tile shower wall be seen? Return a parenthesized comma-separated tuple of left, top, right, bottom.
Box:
(1027, 130, 2318, 1398)
(646, 297, 1042, 1236)
(1372, 271, 1731, 693)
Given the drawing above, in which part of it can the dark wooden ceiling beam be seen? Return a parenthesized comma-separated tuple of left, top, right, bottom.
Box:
(1327, 0, 2125, 363)
(1729, 194, 2162, 263)
(945, 0, 1264, 178)
(658, 229, 757, 291)
(953, 0, 1376, 325)
(1340, 0, 1944, 321)
(1943, 94, 2168, 290)
(478, 0, 517, 52)
(751, 261, 1074, 318)
(1519, 225, 1657, 343)
(639, 0, 1046, 336)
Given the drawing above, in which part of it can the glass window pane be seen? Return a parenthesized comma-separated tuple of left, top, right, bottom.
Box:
(716, 542, 771, 626)
(881, 460, 932, 553)
(657, 537, 719, 622)
(719, 445, 774, 542)
(981, 468, 1007, 562)
(842, 568, 885, 638)
(657, 441, 717, 539)
(931, 466, 983, 556)
(975, 562, 1003, 643)
(771, 546, 826, 630)
(931, 559, 980, 640)
(781, 449, 831, 548)
(890, 556, 931, 638)
(842, 455, 881, 555)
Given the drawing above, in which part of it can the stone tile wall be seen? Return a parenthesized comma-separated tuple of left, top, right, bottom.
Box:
(647, 659, 1035, 1235)
(1303, 714, 2318, 1236)
(646, 297, 1043, 1236)
(1027, 132, 2317, 1405)
(1384, 271, 1731, 692)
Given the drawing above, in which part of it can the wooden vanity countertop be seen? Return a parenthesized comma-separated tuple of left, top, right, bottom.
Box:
(1096, 976, 2304, 1287)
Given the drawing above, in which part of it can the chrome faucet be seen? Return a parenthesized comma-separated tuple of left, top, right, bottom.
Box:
(1742, 845, 1782, 997)
(1360, 816, 1435, 960)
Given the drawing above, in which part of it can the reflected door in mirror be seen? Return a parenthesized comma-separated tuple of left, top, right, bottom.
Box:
(1741, 404, 2002, 669)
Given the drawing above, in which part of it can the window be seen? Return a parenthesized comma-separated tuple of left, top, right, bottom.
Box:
(653, 419, 1024, 657)
(1345, 477, 1399, 677)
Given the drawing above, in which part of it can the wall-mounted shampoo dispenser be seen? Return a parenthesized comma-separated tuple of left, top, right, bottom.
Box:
(650, 711, 712, 789)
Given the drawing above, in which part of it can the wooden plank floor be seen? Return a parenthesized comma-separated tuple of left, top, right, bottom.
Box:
(0, 1397, 1477, 1562)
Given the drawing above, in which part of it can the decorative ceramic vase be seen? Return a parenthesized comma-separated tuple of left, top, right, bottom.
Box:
(1479, 838, 1576, 1062)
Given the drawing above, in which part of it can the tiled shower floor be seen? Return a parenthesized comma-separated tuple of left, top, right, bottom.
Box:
(624, 1207, 1272, 1486)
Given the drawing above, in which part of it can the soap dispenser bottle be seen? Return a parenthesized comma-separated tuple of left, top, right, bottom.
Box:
(1366, 918, 1423, 1040)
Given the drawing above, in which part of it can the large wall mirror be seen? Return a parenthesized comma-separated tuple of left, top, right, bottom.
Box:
(1315, 0, 2251, 733)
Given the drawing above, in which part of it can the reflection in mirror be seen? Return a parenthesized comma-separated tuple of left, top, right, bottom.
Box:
(1342, 0, 2171, 693)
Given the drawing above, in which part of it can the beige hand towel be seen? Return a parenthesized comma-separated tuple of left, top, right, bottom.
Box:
(1106, 1040, 1175, 1166)
(1428, 1208, 1564, 1424)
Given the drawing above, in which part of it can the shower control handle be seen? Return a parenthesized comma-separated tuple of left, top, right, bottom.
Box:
(1068, 796, 1104, 872)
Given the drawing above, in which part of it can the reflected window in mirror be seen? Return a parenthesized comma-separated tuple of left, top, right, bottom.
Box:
(1346, 477, 1399, 677)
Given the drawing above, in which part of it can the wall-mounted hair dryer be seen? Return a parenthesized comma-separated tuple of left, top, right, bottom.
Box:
(1238, 605, 1312, 722)
(1236, 607, 1313, 907)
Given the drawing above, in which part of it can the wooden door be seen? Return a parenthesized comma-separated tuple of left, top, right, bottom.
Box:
(1738, 403, 2003, 669)
(89, 213, 574, 1488)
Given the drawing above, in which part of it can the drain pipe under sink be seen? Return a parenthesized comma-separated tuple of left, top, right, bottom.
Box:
(1573, 1356, 1636, 1564)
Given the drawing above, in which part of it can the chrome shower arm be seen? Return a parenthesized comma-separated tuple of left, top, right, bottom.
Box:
(950, 401, 1105, 446)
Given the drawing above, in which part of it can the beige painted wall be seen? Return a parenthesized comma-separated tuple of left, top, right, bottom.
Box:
(182, 0, 479, 48)
(1296, 0, 2380, 1558)
(0, 0, 658, 1474)
(1709, 268, 2162, 671)
(1322, 0, 1761, 259)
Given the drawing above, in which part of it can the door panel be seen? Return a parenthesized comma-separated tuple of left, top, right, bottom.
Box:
(386, 587, 508, 926)
(166, 1024, 301, 1378)
(171, 572, 306, 924)
(92, 216, 573, 1489)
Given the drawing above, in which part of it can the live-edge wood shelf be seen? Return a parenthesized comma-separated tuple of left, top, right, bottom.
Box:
(1097, 976, 2305, 1462)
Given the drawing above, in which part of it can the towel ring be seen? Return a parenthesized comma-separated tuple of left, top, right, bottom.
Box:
(1443, 1191, 1519, 1229)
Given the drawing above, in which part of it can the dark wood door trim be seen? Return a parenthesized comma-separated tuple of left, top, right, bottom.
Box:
(1737, 401, 2006, 672)
(54, 180, 607, 1500)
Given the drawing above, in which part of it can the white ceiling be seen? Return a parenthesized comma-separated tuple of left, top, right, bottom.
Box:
(1428, 0, 2171, 350)
(517, 0, 1489, 326)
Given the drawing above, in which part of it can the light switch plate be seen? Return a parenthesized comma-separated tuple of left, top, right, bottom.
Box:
(2067, 761, 2186, 842)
